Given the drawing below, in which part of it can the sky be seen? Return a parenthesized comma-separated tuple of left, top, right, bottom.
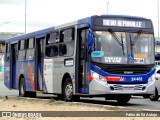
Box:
(0, 0, 159, 37)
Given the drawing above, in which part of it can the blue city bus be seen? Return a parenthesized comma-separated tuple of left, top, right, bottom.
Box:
(4, 15, 155, 103)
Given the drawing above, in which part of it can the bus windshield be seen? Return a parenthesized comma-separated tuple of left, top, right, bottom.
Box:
(91, 31, 154, 64)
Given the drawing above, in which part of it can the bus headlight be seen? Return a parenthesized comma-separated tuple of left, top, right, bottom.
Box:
(148, 75, 155, 85)
(92, 72, 99, 80)
(91, 71, 106, 82)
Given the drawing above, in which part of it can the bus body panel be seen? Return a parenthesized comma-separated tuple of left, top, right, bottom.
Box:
(54, 57, 75, 94)
(43, 58, 54, 93)
(17, 60, 35, 91)
(38, 62, 43, 90)
(12, 63, 16, 88)
(43, 57, 75, 94)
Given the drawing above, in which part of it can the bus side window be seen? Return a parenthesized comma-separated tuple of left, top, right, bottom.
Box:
(26, 38, 35, 60)
(46, 45, 58, 57)
(80, 29, 88, 59)
(20, 40, 25, 50)
(45, 32, 59, 58)
(59, 44, 67, 55)
(0, 42, 5, 53)
(18, 40, 26, 61)
(5, 43, 10, 62)
(59, 28, 75, 56)
(80, 30, 85, 59)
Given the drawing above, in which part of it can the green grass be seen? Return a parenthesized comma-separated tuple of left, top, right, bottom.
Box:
(49, 98, 56, 103)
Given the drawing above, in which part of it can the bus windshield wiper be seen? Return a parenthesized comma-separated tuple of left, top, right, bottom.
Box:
(120, 33, 125, 56)
(131, 30, 142, 46)
(108, 29, 125, 56)
(130, 34, 133, 55)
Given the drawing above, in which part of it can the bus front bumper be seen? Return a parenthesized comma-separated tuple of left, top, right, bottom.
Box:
(89, 79, 155, 95)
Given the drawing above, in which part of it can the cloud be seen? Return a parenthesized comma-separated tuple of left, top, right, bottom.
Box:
(0, 0, 24, 5)
(0, 0, 159, 36)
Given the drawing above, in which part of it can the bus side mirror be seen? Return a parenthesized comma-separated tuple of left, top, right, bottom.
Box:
(88, 33, 93, 47)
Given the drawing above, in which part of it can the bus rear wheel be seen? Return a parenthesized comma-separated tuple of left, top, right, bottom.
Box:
(19, 77, 36, 98)
(62, 78, 73, 101)
(19, 77, 27, 97)
(116, 95, 131, 104)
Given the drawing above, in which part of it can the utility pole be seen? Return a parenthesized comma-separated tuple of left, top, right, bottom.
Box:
(25, 0, 27, 33)
(158, 0, 159, 40)
(156, 0, 159, 54)
(107, 2, 109, 14)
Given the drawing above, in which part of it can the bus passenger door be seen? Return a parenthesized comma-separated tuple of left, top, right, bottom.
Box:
(10, 44, 18, 89)
(4, 43, 11, 88)
(76, 28, 89, 94)
(35, 37, 44, 91)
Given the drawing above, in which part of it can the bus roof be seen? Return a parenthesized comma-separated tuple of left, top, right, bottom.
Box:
(6, 14, 150, 43)
(100, 14, 147, 19)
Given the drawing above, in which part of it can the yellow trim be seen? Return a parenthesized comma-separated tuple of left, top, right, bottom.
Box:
(9, 89, 17, 90)
(134, 54, 147, 58)
(75, 93, 88, 96)
(36, 91, 43, 94)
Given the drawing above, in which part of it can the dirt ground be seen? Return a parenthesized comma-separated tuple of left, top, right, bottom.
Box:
(0, 96, 159, 120)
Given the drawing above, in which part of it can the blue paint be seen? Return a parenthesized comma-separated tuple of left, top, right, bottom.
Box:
(128, 54, 134, 61)
(38, 63, 43, 90)
(16, 60, 35, 91)
(12, 64, 16, 88)
(87, 31, 93, 47)
(91, 51, 104, 58)
(90, 63, 155, 84)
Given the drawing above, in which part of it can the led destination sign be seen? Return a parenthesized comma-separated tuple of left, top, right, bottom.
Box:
(103, 19, 144, 28)
(92, 16, 153, 29)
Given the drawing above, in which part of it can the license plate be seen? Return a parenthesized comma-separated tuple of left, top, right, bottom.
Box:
(123, 87, 134, 91)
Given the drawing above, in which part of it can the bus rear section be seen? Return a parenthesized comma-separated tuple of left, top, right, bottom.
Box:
(4, 37, 44, 97)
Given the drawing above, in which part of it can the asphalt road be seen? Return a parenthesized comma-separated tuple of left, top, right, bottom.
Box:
(0, 81, 19, 96)
(80, 97, 160, 111)
(0, 81, 160, 111)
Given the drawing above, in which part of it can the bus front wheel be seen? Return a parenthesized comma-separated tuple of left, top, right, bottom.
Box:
(19, 77, 27, 97)
(149, 89, 159, 101)
(116, 95, 131, 104)
(62, 78, 73, 101)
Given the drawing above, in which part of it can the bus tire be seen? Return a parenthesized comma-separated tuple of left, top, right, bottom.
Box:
(28, 91, 36, 98)
(143, 95, 150, 98)
(62, 78, 73, 101)
(73, 96, 80, 102)
(19, 77, 27, 97)
(116, 95, 131, 104)
(149, 89, 159, 101)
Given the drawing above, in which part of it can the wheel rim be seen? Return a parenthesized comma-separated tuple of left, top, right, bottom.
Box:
(65, 82, 73, 100)
(20, 80, 25, 96)
(150, 94, 155, 99)
(150, 92, 156, 99)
